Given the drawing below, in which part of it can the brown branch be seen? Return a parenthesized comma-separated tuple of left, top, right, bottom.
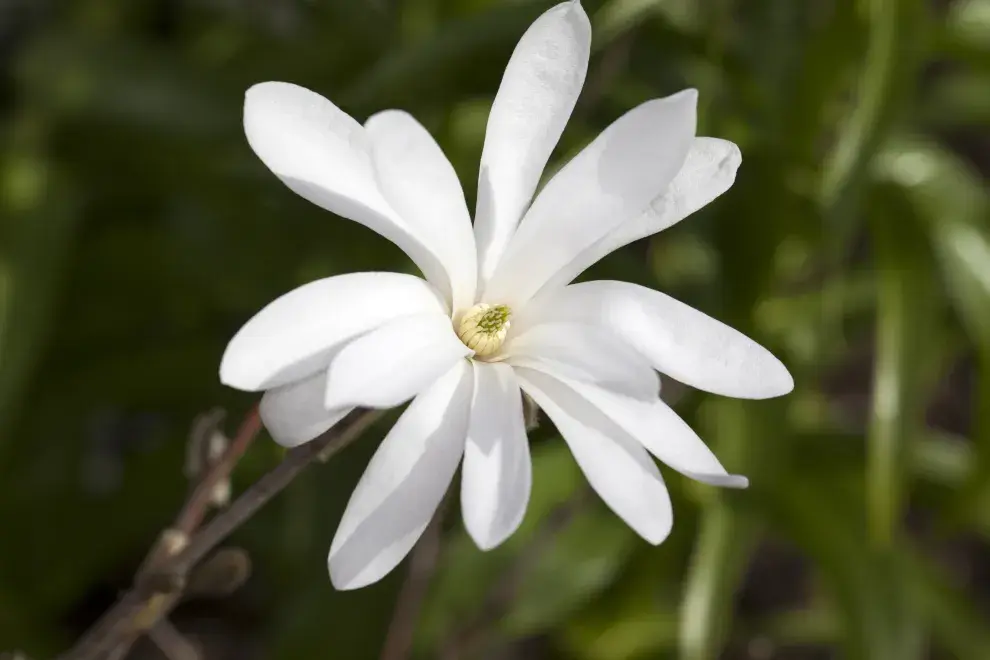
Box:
(183, 408, 227, 483)
(60, 407, 384, 660)
(102, 646, 128, 660)
(80, 411, 265, 660)
(173, 406, 261, 536)
(172, 407, 381, 577)
(380, 496, 451, 660)
(147, 621, 200, 660)
(133, 407, 262, 593)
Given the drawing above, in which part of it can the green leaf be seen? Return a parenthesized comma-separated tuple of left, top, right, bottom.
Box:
(819, 0, 925, 210)
(756, 478, 925, 660)
(864, 184, 939, 547)
(905, 550, 990, 659)
(923, 71, 990, 129)
(875, 139, 990, 524)
(503, 506, 637, 636)
(875, 139, 990, 354)
(679, 400, 770, 660)
(679, 501, 757, 660)
(942, 0, 990, 63)
(566, 605, 679, 660)
(418, 440, 619, 653)
(781, 0, 863, 166)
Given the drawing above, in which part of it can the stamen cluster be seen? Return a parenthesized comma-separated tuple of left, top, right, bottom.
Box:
(457, 303, 512, 357)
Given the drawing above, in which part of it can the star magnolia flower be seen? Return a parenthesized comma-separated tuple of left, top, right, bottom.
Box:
(220, 0, 793, 590)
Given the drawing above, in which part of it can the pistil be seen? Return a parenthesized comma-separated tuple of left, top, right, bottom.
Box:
(457, 303, 512, 357)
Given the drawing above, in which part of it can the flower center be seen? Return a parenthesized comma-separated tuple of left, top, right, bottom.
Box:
(457, 303, 512, 357)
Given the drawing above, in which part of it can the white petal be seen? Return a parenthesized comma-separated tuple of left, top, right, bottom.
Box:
(520, 363, 746, 488)
(516, 367, 673, 544)
(520, 281, 793, 399)
(484, 89, 698, 308)
(220, 272, 446, 391)
(539, 137, 742, 293)
(461, 362, 531, 550)
(260, 371, 353, 448)
(324, 313, 471, 409)
(504, 322, 658, 400)
(329, 361, 472, 590)
(244, 82, 451, 298)
(365, 110, 478, 311)
(474, 0, 591, 284)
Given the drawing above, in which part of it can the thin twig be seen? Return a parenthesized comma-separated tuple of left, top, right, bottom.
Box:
(184, 408, 227, 482)
(102, 646, 128, 660)
(173, 406, 261, 537)
(147, 620, 200, 660)
(60, 407, 384, 660)
(134, 407, 261, 593)
(380, 496, 451, 660)
(89, 410, 264, 660)
(173, 408, 381, 576)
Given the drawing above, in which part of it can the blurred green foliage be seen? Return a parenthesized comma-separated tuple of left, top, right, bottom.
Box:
(1, 0, 989, 658)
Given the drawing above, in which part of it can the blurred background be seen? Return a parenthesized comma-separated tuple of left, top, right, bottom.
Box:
(2, 0, 989, 658)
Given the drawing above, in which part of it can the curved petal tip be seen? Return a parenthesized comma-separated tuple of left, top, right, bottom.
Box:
(328, 559, 374, 591)
(688, 472, 750, 489)
(641, 515, 674, 546)
(764, 356, 795, 399)
(466, 527, 507, 552)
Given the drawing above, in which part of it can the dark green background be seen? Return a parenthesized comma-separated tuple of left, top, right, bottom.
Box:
(2, 0, 989, 658)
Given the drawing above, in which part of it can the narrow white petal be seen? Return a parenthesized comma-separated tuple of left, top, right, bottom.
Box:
(475, 0, 591, 284)
(329, 361, 472, 590)
(324, 313, 471, 409)
(539, 137, 742, 292)
(461, 362, 531, 550)
(519, 281, 793, 399)
(504, 322, 658, 400)
(484, 89, 698, 308)
(220, 272, 446, 391)
(365, 110, 478, 311)
(244, 82, 451, 298)
(516, 367, 673, 545)
(520, 363, 746, 487)
(260, 371, 353, 448)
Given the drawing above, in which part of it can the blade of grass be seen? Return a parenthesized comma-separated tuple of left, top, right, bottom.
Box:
(865, 184, 937, 548)
(817, 0, 924, 358)
(679, 498, 756, 660)
(755, 477, 925, 660)
(904, 549, 990, 659)
(679, 399, 767, 660)
(819, 0, 920, 208)
(875, 139, 990, 527)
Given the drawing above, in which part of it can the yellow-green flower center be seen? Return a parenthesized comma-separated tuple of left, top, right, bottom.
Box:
(457, 303, 512, 357)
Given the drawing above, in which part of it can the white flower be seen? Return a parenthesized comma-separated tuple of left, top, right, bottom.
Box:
(220, 0, 793, 590)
